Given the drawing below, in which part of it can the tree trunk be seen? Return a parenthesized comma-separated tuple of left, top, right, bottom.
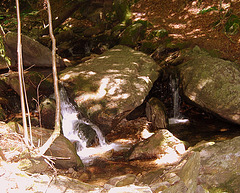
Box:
(38, 0, 61, 156)
(16, 0, 29, 147)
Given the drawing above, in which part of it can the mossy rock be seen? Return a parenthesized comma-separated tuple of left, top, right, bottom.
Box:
(120, 23, 146, 47)
(140, 40, 159, 54)
(178, 46, 240, 125)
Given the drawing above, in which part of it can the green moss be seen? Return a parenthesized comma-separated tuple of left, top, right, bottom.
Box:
(140, 41, 159, 54)
(120, 23, 146, 46)
(148, 29, 168, 39)
(73, 75, 98, 93)
(113, 0, 132, 24)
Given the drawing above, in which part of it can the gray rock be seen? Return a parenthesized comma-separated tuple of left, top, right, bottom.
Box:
(129, 129, 185, 162)
(162, 180, 188, 193)
(60, 45, 158, 131)
(146, 97, 168, 129)
(178, 152, 200, 193)
(31, 127, 83, 169)
(106, 174, 137, 187)
(4, 32, 66, 68)
(40, 98, 56, 129)
(178, 46, 240, 125)
(198, 136, 240, 192)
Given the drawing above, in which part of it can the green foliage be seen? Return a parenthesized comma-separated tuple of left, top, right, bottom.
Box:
(224, 14, 240, 35)
(113, 0, 132, 24)
(199, 2, 240, 36)
(148, 29, 168, 40)
(134, 20, 153, 28)
(0, 29, 11, 69)
(198, 6, 218, 14)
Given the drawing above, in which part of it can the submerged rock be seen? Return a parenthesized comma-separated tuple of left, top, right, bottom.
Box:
(178, 46, 240, 125)
(60, 45, 158, 132)
(106, 174, 137, 187)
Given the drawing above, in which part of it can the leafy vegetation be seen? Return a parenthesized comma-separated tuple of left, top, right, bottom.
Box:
(199, 2, 239, 36)
(0, 27, 11, 69)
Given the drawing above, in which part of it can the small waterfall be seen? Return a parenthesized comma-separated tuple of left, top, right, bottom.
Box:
(169, 74, 189, 124)
(60, 87, 106, 152)
(77, 117, 106, 147)
(171, 74, 181, 119)
(59, 87, 132, 165)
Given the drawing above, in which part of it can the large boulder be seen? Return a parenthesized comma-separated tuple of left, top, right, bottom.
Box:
(178, 46, 240, 125)
(59, 45, 159, 131)
(198, 136, 240, 192)
(4, 32, 66, 68)
(135, 136, 240, 192)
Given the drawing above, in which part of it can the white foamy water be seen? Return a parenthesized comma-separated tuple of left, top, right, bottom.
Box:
(59, 87, 128, 164)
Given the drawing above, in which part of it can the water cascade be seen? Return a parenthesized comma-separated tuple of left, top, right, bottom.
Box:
(60, 87, 123, 164)
(168, 74, 189, 124)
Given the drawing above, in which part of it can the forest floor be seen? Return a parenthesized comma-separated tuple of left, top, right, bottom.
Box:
(131, 0, 240, 64)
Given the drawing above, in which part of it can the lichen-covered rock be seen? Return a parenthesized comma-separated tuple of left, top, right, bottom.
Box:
(0, 55, 9, 70)
(0, 104, 6, 121)
(198, 136, 240, 192)
(60, 45, 158, 132)
(178, 152, 200, 193)
(178, 46, 240, 125)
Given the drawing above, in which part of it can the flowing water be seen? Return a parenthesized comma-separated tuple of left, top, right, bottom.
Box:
(168, 74, 189, 125)
(60, 87, 125, 165)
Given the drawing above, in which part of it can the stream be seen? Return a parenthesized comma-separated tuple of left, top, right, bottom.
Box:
(57, 72, 240, 185)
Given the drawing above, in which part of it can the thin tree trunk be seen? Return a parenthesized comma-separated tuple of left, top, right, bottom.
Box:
(38, 0, 61, 156)
(16, 0, 29, 147)
(40, 1, 83, 35)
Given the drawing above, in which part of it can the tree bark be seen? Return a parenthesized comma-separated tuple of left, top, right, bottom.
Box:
(38, 0, 61, 156)
(16, 0, 29, 147)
